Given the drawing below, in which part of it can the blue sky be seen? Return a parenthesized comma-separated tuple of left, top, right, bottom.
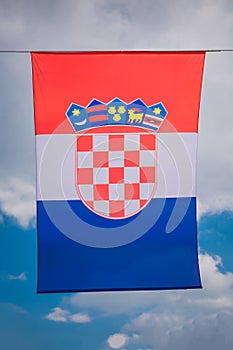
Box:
(0, 1, 233, 349)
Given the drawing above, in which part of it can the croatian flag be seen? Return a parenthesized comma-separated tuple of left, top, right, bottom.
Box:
(31, 51, 205, 293)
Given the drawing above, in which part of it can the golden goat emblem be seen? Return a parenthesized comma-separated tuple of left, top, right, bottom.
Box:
(128, 109, 144, 123)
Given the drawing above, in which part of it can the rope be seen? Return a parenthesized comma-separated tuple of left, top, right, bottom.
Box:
(0, 49, 233, 54)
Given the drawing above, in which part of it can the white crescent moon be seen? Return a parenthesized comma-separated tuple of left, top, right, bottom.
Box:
(74, 118, 87, 126)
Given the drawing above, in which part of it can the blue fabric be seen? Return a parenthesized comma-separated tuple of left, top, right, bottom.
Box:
(37, 197, 201, 293)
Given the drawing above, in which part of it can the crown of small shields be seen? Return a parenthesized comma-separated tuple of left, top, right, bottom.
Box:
(66, 98, 168, 132)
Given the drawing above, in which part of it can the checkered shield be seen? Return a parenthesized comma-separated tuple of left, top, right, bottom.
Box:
(76, 126, 157, 219)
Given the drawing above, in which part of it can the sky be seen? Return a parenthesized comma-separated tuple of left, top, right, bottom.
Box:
(0, 0, 233, 349)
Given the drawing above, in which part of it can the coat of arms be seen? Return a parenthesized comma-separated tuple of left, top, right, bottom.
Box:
(66, 98, 168, 219)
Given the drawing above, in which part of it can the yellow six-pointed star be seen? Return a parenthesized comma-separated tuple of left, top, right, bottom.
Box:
(72, 108, 80, 116)
(153, 107, 161, 115)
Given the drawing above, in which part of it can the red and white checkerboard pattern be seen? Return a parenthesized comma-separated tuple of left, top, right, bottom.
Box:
(76, 133, 156, 219)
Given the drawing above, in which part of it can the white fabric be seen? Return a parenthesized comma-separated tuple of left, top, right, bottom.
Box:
(36, 132, 198, 200)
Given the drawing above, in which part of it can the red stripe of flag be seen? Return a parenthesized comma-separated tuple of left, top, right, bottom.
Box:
(89, 115, 108, 122)
(87, 105, 107, 112)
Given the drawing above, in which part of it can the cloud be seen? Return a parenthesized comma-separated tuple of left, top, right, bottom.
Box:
(0, 0, 232, 228)
(69, 312, 91, 323)
(11, 304, 27, 314)
(44, 307, 91, 323)
(197, 52, 233, 217)
(7, 272, 27, 281)
(45, 307, 69, 322)
(0, 0, 230, 50)
(0, 177, 35, 228)
(100, 253, 233, 349)
(67, 252, 233, 349)
(124, 310, 233, 350)
(107, 333, 129, 349)
(0, 302, 27, 314)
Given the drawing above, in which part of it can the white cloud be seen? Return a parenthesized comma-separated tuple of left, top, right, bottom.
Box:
(107, 333, 129, 349)
(69, 312, 91, 323)
(0, 0, 232, 226)
(67, 252, 233, 349)
(100, 253, 233, 349)
(7, 272, 27, 281)
(44, 307, 91, 323)
(0, 0, 232, 51)
(197, 52, 233, 217)
(125, 310, 233, 350)
(45, 307, 69, 322)
(0, 177, 35, 228)
(69, 290, 158, 316)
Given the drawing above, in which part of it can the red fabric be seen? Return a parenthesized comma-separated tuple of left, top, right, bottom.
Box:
(31, 51, 205, 135)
